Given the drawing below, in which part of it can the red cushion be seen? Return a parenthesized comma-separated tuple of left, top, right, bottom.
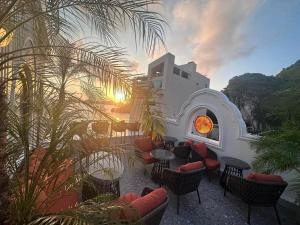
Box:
(246, 172, 284, 183)
(119, 192, 140, 203)
(29, 147, 47, 175)
(141, 152, 157, 164)
(184, 139, 194, 146)
(130, 188, 167, 217)
(177, 161, 204, 172)
(193, 143, 208, 158)
(205, 158, 220, 169)
(44, 191, 79, 214)
(134, 137, 153, 152)
(36, 160, 79, 214)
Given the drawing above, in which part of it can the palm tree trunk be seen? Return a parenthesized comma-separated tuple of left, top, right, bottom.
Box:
(0, 87, 10, 225)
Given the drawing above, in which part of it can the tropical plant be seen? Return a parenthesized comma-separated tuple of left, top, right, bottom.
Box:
(253, 122, 300, 202)
(0, 0, 166, 224)
(141, 84, 165, 141)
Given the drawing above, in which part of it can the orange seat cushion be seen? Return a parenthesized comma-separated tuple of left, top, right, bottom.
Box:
(205, 158, 220, 169)
(193, 143, 208, 158)
(177, 161, 204, 172)
(134, 137, 153, 152)
(246, 172, 284, 183)
(130, 188, 167, 217)
(119, 193, 140, 203)
(43, 191, 79, 214)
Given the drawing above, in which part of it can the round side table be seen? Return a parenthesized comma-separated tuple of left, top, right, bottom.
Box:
(150, 149, 175, 184)
(220, 156, 251, 196)
(81, 151, 124, 199)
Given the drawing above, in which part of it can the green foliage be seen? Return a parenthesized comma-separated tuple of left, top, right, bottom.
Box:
(253, 122, 300, 202)
(1, 1, 167, 224)
(253, 122, 300, 173)
(223, 73, 279, 131)
(223, 60, 300, 132)
(141, 86, 165, 140)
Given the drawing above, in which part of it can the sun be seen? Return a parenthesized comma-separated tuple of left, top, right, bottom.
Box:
(114, 90, 125, 103)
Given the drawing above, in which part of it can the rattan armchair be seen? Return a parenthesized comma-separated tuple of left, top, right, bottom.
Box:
(173, 145, 191, 163)
(190, 144, 220, 181)
(134, 137, 158, 174)
(163, 168, 204, 214)
(227, 175, 287, 225)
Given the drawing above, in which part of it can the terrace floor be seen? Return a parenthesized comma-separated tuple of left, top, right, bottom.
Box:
(118, 145, 295, 225)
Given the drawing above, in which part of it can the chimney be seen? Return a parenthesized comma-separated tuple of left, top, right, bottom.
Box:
(187, 61, 197, 73)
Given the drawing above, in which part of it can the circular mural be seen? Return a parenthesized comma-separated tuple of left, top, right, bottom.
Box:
(194, 115, 214, 134)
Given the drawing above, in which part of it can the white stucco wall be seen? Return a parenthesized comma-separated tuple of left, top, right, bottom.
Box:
(164, 88, 296, 204)
(165, 88, 258, 165)
(148, 53, 210, 118)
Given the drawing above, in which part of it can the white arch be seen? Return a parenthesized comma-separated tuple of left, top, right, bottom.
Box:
(165, 88, 258, 163)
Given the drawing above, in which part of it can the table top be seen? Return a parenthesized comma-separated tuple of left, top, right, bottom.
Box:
(163, 136, 178, 143)
(82, 151, 124, 181)
(151, 148, 175, 161)
(221, 156, 251, 170)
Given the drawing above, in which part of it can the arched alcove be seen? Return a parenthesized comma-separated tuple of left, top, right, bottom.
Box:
(185, 105, 222, 148)
(165, 88, 258, 163)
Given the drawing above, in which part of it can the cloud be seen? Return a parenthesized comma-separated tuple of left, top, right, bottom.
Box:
(123, 59, 142, 73)
(172, 0, 261, 75)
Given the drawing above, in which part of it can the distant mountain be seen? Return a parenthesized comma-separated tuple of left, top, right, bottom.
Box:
(223, 60, 300, 133)
(277, 59, 300, 79)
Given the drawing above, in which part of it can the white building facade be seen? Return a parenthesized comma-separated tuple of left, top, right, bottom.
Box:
(147, 53, 295, 204)
(148, 53, 210, 118)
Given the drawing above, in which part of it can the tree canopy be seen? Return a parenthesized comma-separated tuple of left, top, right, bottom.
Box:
(223, 60, 300, 133)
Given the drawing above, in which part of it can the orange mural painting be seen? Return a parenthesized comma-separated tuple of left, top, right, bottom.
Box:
(194, 115, 214, 134)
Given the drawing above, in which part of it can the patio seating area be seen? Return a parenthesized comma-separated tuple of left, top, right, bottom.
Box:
(118, 143, 293, 225)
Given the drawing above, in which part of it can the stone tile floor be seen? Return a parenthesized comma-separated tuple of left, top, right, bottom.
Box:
(119, 151, 294, 225)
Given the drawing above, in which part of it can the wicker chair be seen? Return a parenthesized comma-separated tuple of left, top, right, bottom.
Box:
(163, 168, 204, 214)
(138, 187, 169, 225)
(111, 120, 127, 143)
(190, 144, 220, 181)
(126, 122, 140, 136)
(227, 175, 288, 225)
(134, 137, 158, 174)
(173, 144, 191, 163)
(91, 120, 109, 137)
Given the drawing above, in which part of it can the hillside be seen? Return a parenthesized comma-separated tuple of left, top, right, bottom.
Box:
(223, 60, 300, 133)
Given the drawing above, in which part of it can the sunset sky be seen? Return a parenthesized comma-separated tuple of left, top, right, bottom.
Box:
(117, 0, 300, 90)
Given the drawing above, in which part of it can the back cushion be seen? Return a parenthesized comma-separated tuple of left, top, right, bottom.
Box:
(134, 137, 153, 152)
(177, 161, 204, 172)
(193, 142, 208, 158)
(119, 192, 140, 203)
(130, 188, 167, 217)
(246, 172, 284, 183)
(184, 139, 194, 146)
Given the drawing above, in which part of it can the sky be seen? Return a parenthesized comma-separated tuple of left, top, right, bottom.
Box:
(117, 0, 300, 91)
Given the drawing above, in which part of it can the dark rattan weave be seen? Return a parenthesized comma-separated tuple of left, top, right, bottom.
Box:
(163, 168, 204, 214)
(228, 175, 287, 225)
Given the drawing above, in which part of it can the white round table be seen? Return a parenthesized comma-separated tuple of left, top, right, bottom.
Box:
(81, 151, 124, 197)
